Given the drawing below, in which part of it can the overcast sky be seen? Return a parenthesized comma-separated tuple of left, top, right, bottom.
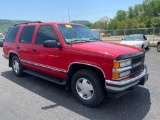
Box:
(0, 0, 144, 23)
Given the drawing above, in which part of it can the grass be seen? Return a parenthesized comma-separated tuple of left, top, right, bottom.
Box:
(149, 43, 157, 47)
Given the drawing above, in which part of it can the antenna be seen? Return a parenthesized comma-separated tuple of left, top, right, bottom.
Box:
(68, 6, 70, 22)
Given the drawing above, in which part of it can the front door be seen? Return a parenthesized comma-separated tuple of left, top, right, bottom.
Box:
(31, 25, 66, 79)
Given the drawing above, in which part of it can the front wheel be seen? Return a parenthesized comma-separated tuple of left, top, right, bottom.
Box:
(11, 56, 24, 76)
(71, 69, 105, 107)
(157, 44, 160, 52)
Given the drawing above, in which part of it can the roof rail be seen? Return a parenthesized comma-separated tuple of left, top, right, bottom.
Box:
(14, 21, 42, 26)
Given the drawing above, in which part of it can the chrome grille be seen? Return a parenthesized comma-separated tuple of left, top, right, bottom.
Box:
(131, 55, 144, 75)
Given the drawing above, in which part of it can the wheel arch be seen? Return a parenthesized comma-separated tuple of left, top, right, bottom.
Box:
(67, 62, 106, 82)
(9, 52, 19, 67)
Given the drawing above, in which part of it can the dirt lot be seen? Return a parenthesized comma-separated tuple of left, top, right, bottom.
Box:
(0, 47, 159, 120)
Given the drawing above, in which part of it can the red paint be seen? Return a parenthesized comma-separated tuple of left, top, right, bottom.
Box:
(3, 22, 142, 80)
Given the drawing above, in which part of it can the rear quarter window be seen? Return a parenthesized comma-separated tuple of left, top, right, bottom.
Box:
(5, 26, 20, 42)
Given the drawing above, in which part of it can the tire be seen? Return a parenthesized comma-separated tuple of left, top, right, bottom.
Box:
(71, 69, 105, 107)
(11, 56, 24, 76)
(157, 44, 160, 52)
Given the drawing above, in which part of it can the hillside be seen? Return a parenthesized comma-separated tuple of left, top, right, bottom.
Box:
(0, 19, 91, 34)
(0, 19, 29, 34)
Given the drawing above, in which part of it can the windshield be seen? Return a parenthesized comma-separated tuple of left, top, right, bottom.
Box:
(57, 24, 100, 44)
(0, 35, 3, 39)
(124, 35, 144, 41)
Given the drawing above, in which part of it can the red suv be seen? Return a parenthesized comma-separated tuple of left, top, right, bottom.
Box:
(3, 21, 149, 107)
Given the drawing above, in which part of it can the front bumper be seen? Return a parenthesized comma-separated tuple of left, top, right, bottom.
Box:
(105, 65, 148, 92)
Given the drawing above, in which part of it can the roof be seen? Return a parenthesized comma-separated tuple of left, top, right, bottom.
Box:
(14, 21, 84, 26)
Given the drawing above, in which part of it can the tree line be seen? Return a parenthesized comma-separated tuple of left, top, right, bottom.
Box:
(86, 0, 160, 30)
(0, 19, 29, 34)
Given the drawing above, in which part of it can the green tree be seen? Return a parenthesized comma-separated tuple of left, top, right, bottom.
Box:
(128, 7, 134, 19)
(134, 4, 142, 16)
(93, 16, 109, 29)
(115, 10, 127, 21)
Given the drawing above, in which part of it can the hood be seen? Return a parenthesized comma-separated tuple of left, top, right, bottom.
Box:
(71, 41, 142, 59)
(120, 40, 143, 47)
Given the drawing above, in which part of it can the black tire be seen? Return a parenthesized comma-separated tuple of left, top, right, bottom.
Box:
(11, 56, 24, 76)
(157, 44, 160, 52)
(71, 69, 105, 107)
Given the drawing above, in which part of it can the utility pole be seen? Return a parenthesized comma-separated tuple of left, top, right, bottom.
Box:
(68, 6, 70, 22)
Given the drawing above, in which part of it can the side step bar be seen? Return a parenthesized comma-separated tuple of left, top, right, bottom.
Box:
(23, 69, 66, 85)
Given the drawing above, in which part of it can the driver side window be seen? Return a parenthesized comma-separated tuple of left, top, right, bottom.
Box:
(36, 25, 59, 45)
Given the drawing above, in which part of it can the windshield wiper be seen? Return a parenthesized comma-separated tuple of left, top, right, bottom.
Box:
(69, 39, 93, 43)
(89, 38, 100, 40)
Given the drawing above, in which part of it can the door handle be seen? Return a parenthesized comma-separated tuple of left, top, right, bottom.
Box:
(32, 48, 37, 52)
(17, 46, 20, 49)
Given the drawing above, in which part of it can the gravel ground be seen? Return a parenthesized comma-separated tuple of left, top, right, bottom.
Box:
(0, 47, 159, 120)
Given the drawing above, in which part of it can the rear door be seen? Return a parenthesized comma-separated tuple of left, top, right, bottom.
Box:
(16, 25, 36, 67)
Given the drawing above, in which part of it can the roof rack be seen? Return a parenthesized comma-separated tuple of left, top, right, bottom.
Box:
(14, 21, 42, 26)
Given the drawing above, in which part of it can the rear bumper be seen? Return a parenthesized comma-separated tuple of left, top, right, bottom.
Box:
(105, 64, 148, 92)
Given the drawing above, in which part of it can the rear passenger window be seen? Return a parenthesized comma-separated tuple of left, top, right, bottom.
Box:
(5, 26, 20, 42)
(36, 25, 59, 45)
(20, 26, 35, 44)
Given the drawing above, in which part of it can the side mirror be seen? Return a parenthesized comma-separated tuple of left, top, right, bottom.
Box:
(43, 40, 61, 48)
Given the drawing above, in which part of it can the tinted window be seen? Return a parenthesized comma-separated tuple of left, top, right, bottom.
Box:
(20, 26, 35, 44)
(5, 26, 20, 42)
(36, 25, 59, 45)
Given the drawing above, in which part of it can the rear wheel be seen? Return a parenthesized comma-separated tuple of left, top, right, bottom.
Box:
(11, 56, 24, 76)
(157, 44, 160, 52)
(71, 69, 105, 107)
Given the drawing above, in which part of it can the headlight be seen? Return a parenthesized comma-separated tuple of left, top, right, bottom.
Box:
(113, 59, 131, 68)
(112, 59, 132, 80)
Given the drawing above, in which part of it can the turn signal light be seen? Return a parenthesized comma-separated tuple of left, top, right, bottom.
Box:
(112, 72, 120, 79)
(113, 62, 120, 69)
